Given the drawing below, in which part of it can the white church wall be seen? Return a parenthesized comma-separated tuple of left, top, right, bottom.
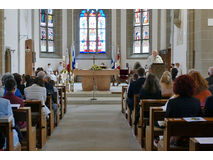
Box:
(19, 9, 32, 74)
(173, 9, 187, 74)
(4, 9, 18, 73)
(33, 9, 63, 72)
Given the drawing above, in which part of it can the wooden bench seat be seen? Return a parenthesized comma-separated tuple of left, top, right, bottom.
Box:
(56, 85, 67, 115)
(24, 100, 47, 149)
(158, 117, 213, 151)
(13, 107, 36, 151)
(137, 99, 167, 148)
(189, 137, 213, 151)
(45, 95, 54, 136)
(0, 115, 21, 151)
(146, 107, 166, 151)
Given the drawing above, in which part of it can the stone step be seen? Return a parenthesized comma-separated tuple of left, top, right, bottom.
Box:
(67, 97, 121, 105)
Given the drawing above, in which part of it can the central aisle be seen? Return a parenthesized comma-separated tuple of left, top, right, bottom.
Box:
(42, 104, 141, 151)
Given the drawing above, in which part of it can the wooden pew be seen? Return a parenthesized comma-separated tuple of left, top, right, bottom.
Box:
(56, 85, 67, 114)
(132, 94, 139, 132)
(138, 99, 167, 148)
(23, 100, 47, 149)
(121, 85, 128, 114)
(13, 107, 36, 151)
(45, 95, 54, 136)
(145, 107, 166, 151)
(158, 117, 213, 151)
(189, 137, 213, 151)
(0, 115, 21, 151)
(57, 87, 64, 119)
(55, 91, 60, 126)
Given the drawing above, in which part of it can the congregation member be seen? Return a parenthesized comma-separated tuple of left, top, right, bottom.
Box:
(13, 73, 25, 96)
(139, 74, 162, 99)
(188, 70, 212, 107)
(171, 67, 178, 81)
(134, 74, 162, 125)
(3, 78, 26, 129)
(0, 97, 19, 149)
(24, 77, 50, 117)
(1, 73, 23, 99)
(37, 71, 58, 123)
(206, 66, 213, 85)
(159, 71, 173, 98)
(204, 95, 213, 117)
(165, 75, 202, 146)
(24, 74, 33, 87)
(127, 67, 146, 114)
(165, 75, 202, 118)
(175, 63, 182, 77)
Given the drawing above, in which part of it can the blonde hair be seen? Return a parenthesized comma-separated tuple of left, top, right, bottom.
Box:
(188, 69, 208, 93)
(160, 71, 173, 86)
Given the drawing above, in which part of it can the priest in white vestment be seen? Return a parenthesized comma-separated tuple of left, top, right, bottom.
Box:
(146, 50, 163, 69)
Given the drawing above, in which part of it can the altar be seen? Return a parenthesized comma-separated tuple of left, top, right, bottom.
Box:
(73, 69, 119, 91)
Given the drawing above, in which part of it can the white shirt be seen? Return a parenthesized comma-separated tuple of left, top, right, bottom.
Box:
(176, 67, 182, 77)
(146, 54, 163, 68)
(24, 84, 50, 116)
(58, 65, 63, 74)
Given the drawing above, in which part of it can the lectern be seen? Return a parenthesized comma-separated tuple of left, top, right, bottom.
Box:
(150, 63, 166, 79)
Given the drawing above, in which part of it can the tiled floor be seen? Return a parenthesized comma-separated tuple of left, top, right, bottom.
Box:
(42, 104, 141, 151)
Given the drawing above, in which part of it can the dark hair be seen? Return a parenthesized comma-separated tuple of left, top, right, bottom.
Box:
(34, 77, 44, 87)
(5, 78, 17, 92)
(35, 67, 44, 76)
(133, 73, 138, 81)
(49, 80, 55, 86)
(133, 62, 141, 70)
(171, 68, 178, 81)
(25, 75, 31, 82)
(173, 75, 195, 96)
(137, 67, 145, 77)
(143, 74, 160, 94)
(13, 73, 22, 85)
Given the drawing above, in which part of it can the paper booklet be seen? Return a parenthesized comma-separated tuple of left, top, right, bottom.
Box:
(11, 104, 21, 109)
(183, 117, 206, 122)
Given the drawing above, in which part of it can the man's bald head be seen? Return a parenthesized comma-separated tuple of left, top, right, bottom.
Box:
(153, 50, 158, 57)
(37, 71, 46, 79)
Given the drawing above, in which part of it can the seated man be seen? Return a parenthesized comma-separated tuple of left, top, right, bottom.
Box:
(0, 97, 19, 149)
(24, 77, 51, 118)
(3, 78, 26, 129)
(37, 71, 57, 124)
(127, 67, 146, 113)
(146, 50, 163, 69)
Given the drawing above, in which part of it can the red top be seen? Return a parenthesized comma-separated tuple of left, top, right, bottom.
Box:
(3, 92, 24, 108)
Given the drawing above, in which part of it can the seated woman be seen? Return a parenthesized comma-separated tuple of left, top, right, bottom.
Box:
(165, 75, 202, 146)
(13, 73, 25, 96)
(134, 74, 161, 125)
(188, 70, 212, 107)
(139, 73, 162, 99)
(24, 77, 50, 118)
(0, 98, 19, 149)
(159, 71, 173, 98)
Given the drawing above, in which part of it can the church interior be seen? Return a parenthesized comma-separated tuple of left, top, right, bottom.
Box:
(1, 1, 213, 156)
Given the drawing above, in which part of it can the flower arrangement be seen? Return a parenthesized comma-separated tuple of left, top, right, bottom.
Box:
(90, 64, 102, 71)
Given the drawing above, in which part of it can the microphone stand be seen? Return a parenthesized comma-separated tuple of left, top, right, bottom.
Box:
(90, 55, 97, 101)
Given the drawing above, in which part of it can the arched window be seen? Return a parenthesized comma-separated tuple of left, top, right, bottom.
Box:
(40, 9, 54, 53)
(133, 9, 150, 54)
(79, 9, 106, 54)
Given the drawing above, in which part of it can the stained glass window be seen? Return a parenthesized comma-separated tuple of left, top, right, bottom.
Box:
(79, 9, 106, 54)
(133, 9, 150, 54)
(40, 9, 54, 53)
